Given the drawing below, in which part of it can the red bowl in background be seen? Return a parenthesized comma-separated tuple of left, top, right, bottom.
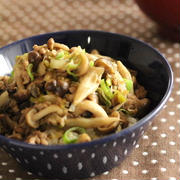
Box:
(135, 0, 180, 41)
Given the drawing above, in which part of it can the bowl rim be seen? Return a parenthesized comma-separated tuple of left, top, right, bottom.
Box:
(0, 30, 173, 150)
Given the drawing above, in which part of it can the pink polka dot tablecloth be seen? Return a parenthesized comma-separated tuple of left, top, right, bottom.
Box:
(0, 0, 179, 180)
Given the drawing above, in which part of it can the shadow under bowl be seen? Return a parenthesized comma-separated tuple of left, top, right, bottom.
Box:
(0, 30, 173, 179)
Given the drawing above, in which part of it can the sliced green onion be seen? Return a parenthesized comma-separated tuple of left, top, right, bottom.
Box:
(30, 96, 36, 103)
(66, 61, 79, 78)
(64, 51, 70, 57)
(30, 96, 45, 103)
(10, 70, 14, 78)
(44, 60, 50, 67)
(15, 55, 20, 60)
(97, 88, 111, 107)
(97, 79, 114, 107)
(106, 78, 112, 87)
(62, 127, 86, 144)
(27, 63, 34, 81)
(115, 90, 126, 104)
(100, 79, 114, 99)
(56, 51, 64, 59)
(123, 78, 133, 92)
(119, 108, 129, 114)
(89, 61, 94, 67)
(8, 70, 14, 83)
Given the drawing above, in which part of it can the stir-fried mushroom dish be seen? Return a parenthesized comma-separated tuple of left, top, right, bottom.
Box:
(0, 38, 150, 145)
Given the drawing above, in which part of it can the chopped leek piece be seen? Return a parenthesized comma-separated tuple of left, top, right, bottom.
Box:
(89, 61, 94, 67)
(10, 70, 14, 78)
(115, 90, 126, 103)
(30, 96, 44, 103)
(27, 63, 34, 81)
(106, 78, 112, 87)
(124, 78, 133, 92)
(97, 88, 111, 107)
(8, 70, 14, 83)
(30, 96, 36, 103)
(56, 51, 64, 59)
(66, 61, 79, 78)
(62, 127, 86, 144)
(100, 79, 113, 99)
(64, 51, 70, 57)
(44, 60, 50, 67)
(119, 108, 129, 114)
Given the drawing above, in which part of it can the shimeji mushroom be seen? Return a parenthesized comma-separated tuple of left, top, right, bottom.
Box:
(0, 91, 9, 108)
(117, 61, 132, 80)
(72, 66, 104, 106)
(74, 100, 108, 118)
(65, 117, 120, 129)
(94, 58, 114, 74)
(26, 105, 64, 128)
(97, 111, 121, 133)
(97, 121, 120, 133)
(76, 53, 89, 76)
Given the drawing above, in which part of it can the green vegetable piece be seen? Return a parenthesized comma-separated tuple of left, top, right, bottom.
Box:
(82, 49, 86, 53)
(119, 108, 129, 114)
(97, 88, 111, 107)
(124, 78, 133, 92)
(10, 70, 14, 78)
(56, 51, 64, 59)
(64, 51, 70, 57)
(115, 90, 126, 103)
(100, 79, 113, 99)
(89, 61, 94, 67)
(106, 78, 112, 87)
(8, 70, 14, 83)
(30, 97, 36, 103)
(27, 63, 34, 81)
(62, 127, 86, 144)
(66, 61, 79, 78)
(30, 96, 45, 103)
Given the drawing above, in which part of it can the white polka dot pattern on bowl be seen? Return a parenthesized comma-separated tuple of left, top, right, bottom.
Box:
(62, 166, 67, 174)
(103, 156, 108, 164)
(77, 162, 83, 170)
(47, 163, 52, 170)
(0, 0, 179, 180)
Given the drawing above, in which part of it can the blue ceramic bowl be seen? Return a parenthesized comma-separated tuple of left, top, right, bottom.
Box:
(0, 30, 173, 179)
